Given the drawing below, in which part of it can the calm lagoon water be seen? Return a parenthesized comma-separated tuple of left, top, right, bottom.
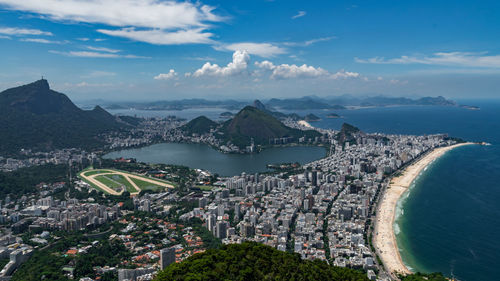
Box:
(104, 143, 326, 177)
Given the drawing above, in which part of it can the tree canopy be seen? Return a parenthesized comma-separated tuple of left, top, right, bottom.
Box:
(155, 242, 369, 281)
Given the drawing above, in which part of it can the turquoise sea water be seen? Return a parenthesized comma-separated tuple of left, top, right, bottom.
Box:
(295, 101, 500, 281)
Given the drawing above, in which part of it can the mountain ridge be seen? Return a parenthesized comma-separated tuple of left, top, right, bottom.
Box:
(0, 80, 126, 156)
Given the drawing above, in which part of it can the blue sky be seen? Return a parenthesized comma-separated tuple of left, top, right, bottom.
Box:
(0, 0, 499, 101)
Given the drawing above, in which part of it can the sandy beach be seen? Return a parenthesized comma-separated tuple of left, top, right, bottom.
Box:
(373, 142, 474, 277)
(297, 120, 314, 129)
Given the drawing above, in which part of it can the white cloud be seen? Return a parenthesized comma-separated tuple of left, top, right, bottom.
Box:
(77, 37, 89, 41)
(291, 11, 306, 19)
(215, 42, 286, 57)
(0, 0, 222, 29)
(284, 36, 336, 47)
(0, 0, 223, 45)
(0, 35, 11, 39)
(97, 28, 214, 45)
(256, 61, 360, 80)
(154, 69, 178, 80)
(330, 69, 360, 79)
(87, 46, 121, 53)
(192, 50, 250, 77)
(49, 50, 149, 59)
(355, 51, 500, 68)
(0, 27, 52, 36)
(20, 38, 65, 44)
(271, 64, 328, 79)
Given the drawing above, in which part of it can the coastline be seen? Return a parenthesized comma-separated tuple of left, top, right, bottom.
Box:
(373, 142, 474, 277)
(297, 120, 314, 128)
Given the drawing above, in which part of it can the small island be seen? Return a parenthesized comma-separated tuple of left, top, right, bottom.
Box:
(460, 105, 480, 110)
(326, 113, 341, 118)
(219, 111, 234, 118)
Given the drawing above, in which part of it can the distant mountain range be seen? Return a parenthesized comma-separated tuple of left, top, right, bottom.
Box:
(100, 95, 459, 112)
(265, 95, 457, 109)
(0, 80, 131, 156)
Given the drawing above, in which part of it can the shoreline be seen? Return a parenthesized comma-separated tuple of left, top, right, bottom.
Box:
(373, 142, 474, 277)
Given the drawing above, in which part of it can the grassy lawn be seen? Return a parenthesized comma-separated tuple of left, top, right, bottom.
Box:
(79, 168, 176, 194)
(94, 175, 123, 189)
(83, 179, 109, 194)
(130, 177, 164, 191)
(105, 174, 139, 193)
(81, 170, 114, 176)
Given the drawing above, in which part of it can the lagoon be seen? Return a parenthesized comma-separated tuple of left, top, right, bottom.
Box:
(103, 143, 326, 176)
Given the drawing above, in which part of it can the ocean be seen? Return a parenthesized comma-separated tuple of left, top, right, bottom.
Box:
(299, 101, 500, 281)
(109, 100, 500, 280)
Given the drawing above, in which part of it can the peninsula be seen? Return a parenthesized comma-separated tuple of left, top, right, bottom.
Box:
(373, 142, 474, 277)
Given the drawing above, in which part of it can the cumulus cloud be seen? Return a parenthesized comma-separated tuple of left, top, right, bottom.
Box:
(0, 0, 222, 45)
(190, 50, 360, 81)
(255, 61, 360, 80)
(154, 69, 178, 80)
(214, 42, 286, 58)
(292, 11, 306, 19)
(49, 50, 149, 59)
(0, 27, 52, 36)
(355, 51, 500, 68)
(192, 50, 250, 77)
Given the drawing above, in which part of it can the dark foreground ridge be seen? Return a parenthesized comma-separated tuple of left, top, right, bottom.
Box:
(154, 242, 369, 281)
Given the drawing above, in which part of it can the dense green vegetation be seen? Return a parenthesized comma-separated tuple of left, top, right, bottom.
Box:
(181, 116, 218, 135)
(400, 272, 448, 281)
(155, 242, 369, 281)
(12, 232, 130, 281)
(0, 164, 69, 198)
(221, 106, 321, 148)
(0, 79, 130, 156)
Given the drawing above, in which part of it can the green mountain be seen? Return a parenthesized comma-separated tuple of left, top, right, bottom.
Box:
(181, 116, 218, 135)
(337, 123, 361, 144)
(252, 99, 267, 111)
(221, 106, 321, 148)
(304, 113, 321, 121)
(0, 79, 125, 155)
(155, 242, 369, 281)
